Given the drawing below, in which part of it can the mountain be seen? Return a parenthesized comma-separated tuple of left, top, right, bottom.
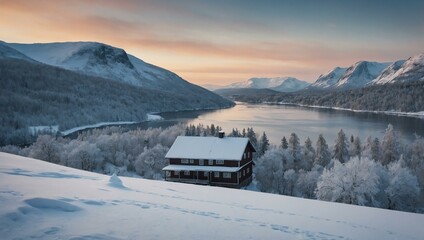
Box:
(0, 41, 233, 146)
(0, 42, 36, 62)
(2, 152, 423, 239)
(310, 62, 390, 90)
(201, 84, 225, 91)
(214, 88, 279, 97)
(224, 77, 310, 92)
(5, 42, 216, 93)
(371, 53, 424, 85)
(309, 67, 348, 89)
(310, 53, 424, 91)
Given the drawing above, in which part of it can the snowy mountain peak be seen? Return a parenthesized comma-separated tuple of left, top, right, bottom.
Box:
(334, 61, 391, 88)
(226, 77, 310, 92)
(372, 53, 424, 85)
(310, 67, 348, 89)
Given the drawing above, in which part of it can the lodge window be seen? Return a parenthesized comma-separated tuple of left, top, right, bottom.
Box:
(247, 152, 250, 158)
(184, 171, 190, 175)
(189, 159, 194, 164)
(214, 172, 220, 178)
(247, 167, 250, 174)
(181, 159, 189, 164)
(166, 171, 171, 177)
(199, 159, 204, 165)
(243, 153, 246, 159)
(223, 172, 231, 178)
(242, 170, 245, 176)
(208, 160, 213, 165)
(204, 171, 208, 177)
(216, 160, 224, 165)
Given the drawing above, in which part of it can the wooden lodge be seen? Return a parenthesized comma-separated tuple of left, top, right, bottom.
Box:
(162, 132, 255, 188)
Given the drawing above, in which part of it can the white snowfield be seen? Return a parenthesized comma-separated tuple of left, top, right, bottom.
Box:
(1, 152, 423, 240)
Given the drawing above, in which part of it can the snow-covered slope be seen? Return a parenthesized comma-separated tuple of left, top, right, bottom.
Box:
(1, 152, 423, 240)
(0, 42, 36, 62)
(371, 53, 424, 85)
(310, 67, 348, 89)
(5, 41, 217, 93)
(225, 77, 310, 92)
(334, 61, 391, 89)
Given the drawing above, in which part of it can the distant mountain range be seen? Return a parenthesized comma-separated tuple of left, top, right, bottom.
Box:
(216, 53, 424, 95)
(215, 77, 310, 93)
(309, 53, 424, 90)
(0, 41, 233, 146)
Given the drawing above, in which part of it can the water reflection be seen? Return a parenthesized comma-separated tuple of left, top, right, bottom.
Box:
(160, 103, 424, 145)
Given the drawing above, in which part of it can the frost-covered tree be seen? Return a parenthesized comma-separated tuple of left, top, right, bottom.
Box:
(281, 136, 288, 149)
(406, 136, 424, 196)
(288, 133, 301, 169)
(301, 137, 315, 171)
(67, 141, 103, 171)
(258, 132, 270, 155)
(255, 146, 287, 193)
(349, 136, 361, 159)
(28, 135, 60, 163)
(314, 134, 331, 167)
(283, 169, 297, 195)
(386, 161, 420, 211)
(333, 129, 349, 163)
(381, 124, 400, 165)
(316, 157, 380, 206)
(295, 168, 321, 198)
(135, 144, 169, 180)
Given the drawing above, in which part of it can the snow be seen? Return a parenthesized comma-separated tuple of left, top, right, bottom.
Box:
(28, 125, 59, 136)
(165, 136, 249, 161)
(226, 77, 310, 92)
(163, 164, 242, 173)
(1, 152, 424, 239)
(147, 114, 163, 121)
(61, 121, 137, 136)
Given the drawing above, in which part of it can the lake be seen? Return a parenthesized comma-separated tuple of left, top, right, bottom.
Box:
(135, 103, 424, 146)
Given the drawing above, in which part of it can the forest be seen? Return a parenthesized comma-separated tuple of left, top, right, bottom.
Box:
(229, 80, 424, 113)
(1, 123, 423, 213)
(0, 59, 233, 146)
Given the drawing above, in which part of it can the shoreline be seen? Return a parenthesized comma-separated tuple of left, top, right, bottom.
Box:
(60, 104, 235, 136)
(261, 101, 424, 119)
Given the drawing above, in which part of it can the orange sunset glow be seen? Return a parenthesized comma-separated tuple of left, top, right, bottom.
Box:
(1, 0, 423, 86)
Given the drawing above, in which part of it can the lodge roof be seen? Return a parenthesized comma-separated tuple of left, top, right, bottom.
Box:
(165, 136, 255, 161)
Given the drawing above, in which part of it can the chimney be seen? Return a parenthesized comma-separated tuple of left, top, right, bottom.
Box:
(218, 131, 225, 138)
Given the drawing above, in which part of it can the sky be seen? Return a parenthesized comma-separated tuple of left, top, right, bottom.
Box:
(1, 0, 423, 86)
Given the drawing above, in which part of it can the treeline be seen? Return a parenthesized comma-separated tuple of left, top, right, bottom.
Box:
(1, 123, 423, 213)
(254, 125, 423, 213)
(231, 80, 424, 112)
(0, 59, 233, 146)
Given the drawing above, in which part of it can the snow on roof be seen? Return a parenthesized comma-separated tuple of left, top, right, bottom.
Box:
(162, 165, 241, 172)
(165, 136, 252, 161)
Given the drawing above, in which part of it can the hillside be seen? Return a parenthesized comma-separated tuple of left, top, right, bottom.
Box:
(0, 58, 233, 146)
(230, 80, 424, 113)
(1, 152, 423, 239)
(0, 41, 233, 146)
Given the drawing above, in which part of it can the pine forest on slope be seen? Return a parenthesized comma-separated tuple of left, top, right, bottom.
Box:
(0, 42, 233, 146)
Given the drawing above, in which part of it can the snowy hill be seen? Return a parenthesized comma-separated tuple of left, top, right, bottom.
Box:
(0, 42, 36, 62)
(371, 53, 424, 85)
(225, 77, 310, 92)
(5, 41, 227, 95)
(310, 67, 348, 89)
(1, 152, 423, 240)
